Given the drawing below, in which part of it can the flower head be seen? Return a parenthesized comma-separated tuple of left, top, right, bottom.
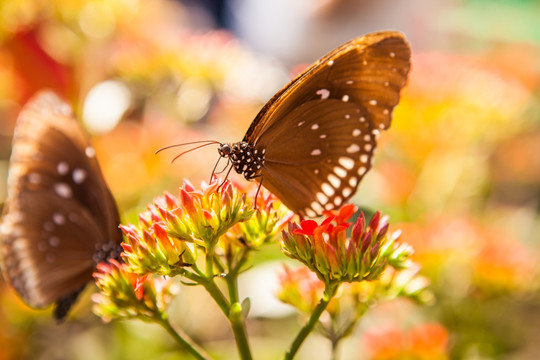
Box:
(281, 205, 412, 284)
(92, 259, 176, 322)
(120, 177, 292, 276)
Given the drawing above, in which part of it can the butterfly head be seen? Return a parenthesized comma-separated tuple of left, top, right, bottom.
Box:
(217, 143, 233, 158)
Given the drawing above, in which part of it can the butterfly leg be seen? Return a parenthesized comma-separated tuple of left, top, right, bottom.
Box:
(210, 156, 222, 183)
(253, 176, 263, 210)
(217, 163, 234, 191)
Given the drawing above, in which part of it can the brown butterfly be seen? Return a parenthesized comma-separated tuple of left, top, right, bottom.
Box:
(0, 91, 122, 320)
(216, 31, 411, 217)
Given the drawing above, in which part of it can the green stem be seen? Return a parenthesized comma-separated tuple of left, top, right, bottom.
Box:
(157, 315, 212, 360)
(284, 282, 340, 360)
(201, 277, 230, 315)
(206, 243, 215, 276)
(226, 255, 252, 360)
(229, 303, 253, 360)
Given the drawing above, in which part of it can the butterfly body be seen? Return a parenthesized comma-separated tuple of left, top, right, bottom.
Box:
(0, 91, 122, 320)
(220, 31, 411, 217)
(218, 142, 265, 180)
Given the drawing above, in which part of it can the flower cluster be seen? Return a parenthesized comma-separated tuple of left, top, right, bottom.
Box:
(281, 204, 412, 284)
(119, 178, 291, 276)
(92, 259, 176, 322)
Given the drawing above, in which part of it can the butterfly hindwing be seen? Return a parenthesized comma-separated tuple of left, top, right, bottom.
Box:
(256, 100, 376, 216)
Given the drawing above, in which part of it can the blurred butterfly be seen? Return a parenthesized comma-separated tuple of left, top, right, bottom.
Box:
(0, 91, 123, 320)
(193, 31, 410, 217)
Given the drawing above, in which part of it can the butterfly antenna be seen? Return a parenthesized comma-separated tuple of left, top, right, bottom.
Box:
(155, 140, 221, 155)
(170, 142, 221, 164)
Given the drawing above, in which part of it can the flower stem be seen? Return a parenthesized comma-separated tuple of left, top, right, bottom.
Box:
(225, 258, 252, 360)
(229, 301, 253, 360)
(201, 278, 230, 315)
(157, 315, 212, 360)
(284, 282, 340, 360)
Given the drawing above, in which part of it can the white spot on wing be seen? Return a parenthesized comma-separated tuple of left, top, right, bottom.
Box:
(342, 95, 349, 102)
(369, 100, 378, 106)
(316, 89, 330, 100)
(364, 144, 373, 151)
(311, 124, 319, 130)
(57, 162, 69, 175)
(305, 209, 317, 217)
(48, 236, 60, 247)
(328, 174, 341, 188)
(334, 166, 347, 178)
(85, 147, 96, 158)
(346, 144, 360, 153)
(327, 60, 334, 66)
(310, 202, 324, 214)
(54, 183, 72, 198)
(360, 154, 369, 163)
(339, 157, 355, 170)
(73, 168, 87, 184)
(358, 166, 367, 176)
(316, 192, 328, 203)
(352, 129, 361, 137)
(53, 213, 66, 225)
(322, 183, 335, 197)
(311, 149, 322, 156)
(319, 134, 327, 139)
(349, 177, 358, 187)
(342, 187, 352, 197)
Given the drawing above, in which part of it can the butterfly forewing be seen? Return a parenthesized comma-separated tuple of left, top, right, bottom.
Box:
(244, 31, 410, 144)
(0, 91, 122, 316)
(240, 31, 411, 216)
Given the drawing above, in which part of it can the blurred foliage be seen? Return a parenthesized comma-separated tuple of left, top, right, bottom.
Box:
(0, 0, 539, 359)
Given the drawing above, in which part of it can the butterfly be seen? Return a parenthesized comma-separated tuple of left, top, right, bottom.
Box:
(0, 90, 123, 320)
(216, 31, 411, 217)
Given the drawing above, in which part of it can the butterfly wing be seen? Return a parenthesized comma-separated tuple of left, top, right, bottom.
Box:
(246, 31, 411, 216)
(0, 91, 122, 317)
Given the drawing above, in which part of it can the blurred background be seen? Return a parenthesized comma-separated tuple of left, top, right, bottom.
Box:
(0, 0, 539, 359)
